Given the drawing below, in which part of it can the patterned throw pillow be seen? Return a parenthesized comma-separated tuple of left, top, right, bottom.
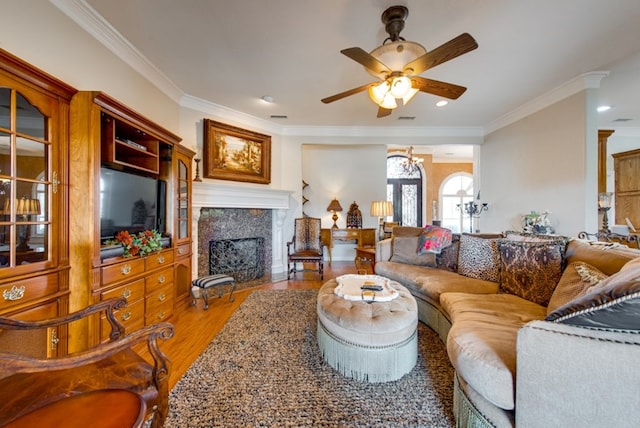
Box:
(436, 235, 460, 272)
(417, 225, 452, 255)
(545, 257, 640, 329)
(499, 240, 566, 306)
(546, 262, 608, 314)
(457, 234, 501, 282)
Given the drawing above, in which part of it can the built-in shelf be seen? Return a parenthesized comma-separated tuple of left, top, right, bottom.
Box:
(101, 113, 160, 174)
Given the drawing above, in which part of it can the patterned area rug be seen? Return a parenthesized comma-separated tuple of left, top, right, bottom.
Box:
(167, 290, 454, 427)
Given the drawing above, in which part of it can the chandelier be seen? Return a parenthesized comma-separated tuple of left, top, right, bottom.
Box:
(402, 146, 423, 174)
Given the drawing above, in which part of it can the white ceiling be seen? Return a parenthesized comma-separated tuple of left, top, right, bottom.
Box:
(67, 1, 640, 140)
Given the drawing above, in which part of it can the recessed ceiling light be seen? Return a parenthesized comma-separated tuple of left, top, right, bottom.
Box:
(261, 95, 274, 103)
(597, 105, 611, 112)
(435, 100, 448, 107)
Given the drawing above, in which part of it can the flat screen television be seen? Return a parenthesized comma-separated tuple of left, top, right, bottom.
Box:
(100, 166, 167, 243)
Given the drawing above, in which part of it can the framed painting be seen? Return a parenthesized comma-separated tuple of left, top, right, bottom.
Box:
(203, 119, 271, 184)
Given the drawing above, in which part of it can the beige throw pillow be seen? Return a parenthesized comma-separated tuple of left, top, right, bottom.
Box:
(390, 236, 436, 266)
(546, 262, 608, 315)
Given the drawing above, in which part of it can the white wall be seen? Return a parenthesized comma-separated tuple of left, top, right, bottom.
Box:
(0, 0, 179, 131)
(480, 91, 598, 236)
(302, 144, 387, 261)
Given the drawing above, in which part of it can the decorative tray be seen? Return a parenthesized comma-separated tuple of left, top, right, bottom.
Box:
(334, 274, 399, 302)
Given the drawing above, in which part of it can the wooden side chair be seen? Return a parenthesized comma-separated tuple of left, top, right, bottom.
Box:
(287, 217, 324, 280)
(0, 298, 173, 428)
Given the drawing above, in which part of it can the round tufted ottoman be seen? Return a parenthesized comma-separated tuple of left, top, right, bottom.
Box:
(317, 278, 418, 383)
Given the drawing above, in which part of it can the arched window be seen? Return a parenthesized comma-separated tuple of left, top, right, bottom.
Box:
(387, 155, 423, 227)
(440, 173, 473, 233)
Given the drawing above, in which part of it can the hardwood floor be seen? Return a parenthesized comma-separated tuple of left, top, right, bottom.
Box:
(163, 261, 364, 389)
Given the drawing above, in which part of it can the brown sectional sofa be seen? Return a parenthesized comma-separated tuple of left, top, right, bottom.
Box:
(375, 226, 640, 428)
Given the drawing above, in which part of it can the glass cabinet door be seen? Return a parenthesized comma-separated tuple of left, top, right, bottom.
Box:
(0, 87, 52, 269)
(176, 156, 190, 241)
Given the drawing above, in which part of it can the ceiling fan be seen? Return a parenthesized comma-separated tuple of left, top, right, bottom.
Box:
(321, 5, 478, 118)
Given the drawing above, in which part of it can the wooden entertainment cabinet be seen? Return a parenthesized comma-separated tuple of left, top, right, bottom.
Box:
(70, 92, 194, 349)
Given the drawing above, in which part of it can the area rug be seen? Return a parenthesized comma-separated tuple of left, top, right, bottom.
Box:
(166, 289, 454, 427)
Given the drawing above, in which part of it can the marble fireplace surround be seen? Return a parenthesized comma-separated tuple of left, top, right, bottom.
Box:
(192, 182, 292, 282)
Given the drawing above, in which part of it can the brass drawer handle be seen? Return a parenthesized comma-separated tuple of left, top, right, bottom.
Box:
(51, 330, 59, 351)
(122, 289, 132, 299)
(157, 256, 165, 264)
(157, 311, 165, 320)
(3, 285, 26, 301)
(157, 293, 166, 302)
(120, 264, 132, 275)
(178, 248, 185, 255)
(121, 311, 132, 321)
(158, 275, 165, 284)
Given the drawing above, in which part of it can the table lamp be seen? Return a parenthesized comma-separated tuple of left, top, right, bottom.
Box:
(327, 198, 343, 229)
(370, 200, 393, 240)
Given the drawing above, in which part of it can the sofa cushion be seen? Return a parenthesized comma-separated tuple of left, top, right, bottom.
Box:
(565, 239, 637, 276)
(546, 262, 608, 315)
(458, 234, 501, 282)
(440, 293, 546, 410)
(498, 239, 565, 306)
(545, 256, 640, 329)
(441, 292, 546, 410)
(417, 225, 452, 255)
(389, 236, 436, 266)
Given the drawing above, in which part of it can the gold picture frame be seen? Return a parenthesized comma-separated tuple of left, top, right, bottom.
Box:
(203, 119, 271, 184)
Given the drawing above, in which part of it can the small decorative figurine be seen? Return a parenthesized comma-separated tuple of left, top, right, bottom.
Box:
(346, 201, 363, 228)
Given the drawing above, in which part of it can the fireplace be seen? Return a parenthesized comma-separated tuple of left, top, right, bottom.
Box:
(192, 182, 292, 285)
(209, 237, 265, 282)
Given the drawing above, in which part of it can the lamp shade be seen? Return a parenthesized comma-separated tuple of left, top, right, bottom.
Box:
(16, 198, 41, 215)
(370, 200, 393, 217)
(598, 192, 613, 209)
(326, 198, 343, 212)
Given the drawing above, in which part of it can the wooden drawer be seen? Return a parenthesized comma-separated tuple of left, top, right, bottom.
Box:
(145, 282, 173, 311)
(100, 298, 144, 341)
(146, 267, 173, 290)
(100, 279, 145, 304)
(147, 251, 173, 270)
(0, 273, 59, 312)
(145, 298, 173, 326)
(101, 258, 145, 286)
(175, 243, 191, 258)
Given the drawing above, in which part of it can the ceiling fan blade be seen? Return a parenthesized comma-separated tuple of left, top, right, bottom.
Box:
(341, 47, 392, 76)
(377, 106, 392, 118)
(411, 76, 467, 99)
(321, 82, 373, 104)
(403, 33, 478, 75)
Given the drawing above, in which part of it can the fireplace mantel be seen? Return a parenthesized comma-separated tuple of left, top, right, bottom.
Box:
(191, 181, 293, 282)
(192, 182, 291, 209)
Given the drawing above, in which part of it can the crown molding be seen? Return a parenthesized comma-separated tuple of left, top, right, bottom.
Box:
(484, 71, 610, 135)
(50, 0, 183, 102)
(53, 1, 619, 140)
(180, 94, 285, 136)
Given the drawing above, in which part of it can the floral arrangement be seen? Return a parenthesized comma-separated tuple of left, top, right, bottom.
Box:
(523, 210, 554, 234)
(108, 229, 163, 258)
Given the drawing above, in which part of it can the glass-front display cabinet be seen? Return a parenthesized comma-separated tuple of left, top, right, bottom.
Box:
(0, 48, 75, 357)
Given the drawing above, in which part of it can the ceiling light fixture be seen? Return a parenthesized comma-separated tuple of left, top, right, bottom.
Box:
(436, 100, 449, 107)
(402, 146, 424, 174)
(261, 95, 274, 103)
(597, 105, 611, 112)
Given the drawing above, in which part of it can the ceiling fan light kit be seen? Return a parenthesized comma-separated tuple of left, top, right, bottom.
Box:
(321, 5, 478, 118)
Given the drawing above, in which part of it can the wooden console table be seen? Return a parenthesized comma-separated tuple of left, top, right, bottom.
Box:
(321, 228, 376, 264)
